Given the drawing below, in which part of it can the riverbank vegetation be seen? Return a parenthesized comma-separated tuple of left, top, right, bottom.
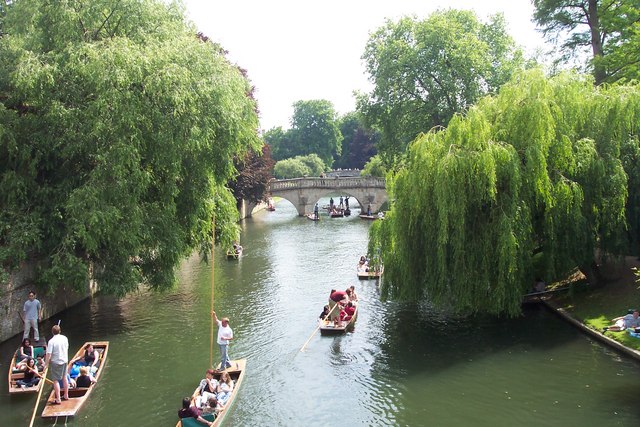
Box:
(0, 0, 261, 294)
(370, 71, 640, 316)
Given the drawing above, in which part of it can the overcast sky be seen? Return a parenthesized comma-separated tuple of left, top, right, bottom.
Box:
(182, 1, 547, 132)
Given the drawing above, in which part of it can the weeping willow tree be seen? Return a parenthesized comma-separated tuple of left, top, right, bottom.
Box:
(370, 70, 640, 316)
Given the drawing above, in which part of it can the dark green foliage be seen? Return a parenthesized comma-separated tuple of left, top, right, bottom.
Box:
(0, 0, 260, 294)
(370, 70, 639, 316)
(333, 112, 378, 169)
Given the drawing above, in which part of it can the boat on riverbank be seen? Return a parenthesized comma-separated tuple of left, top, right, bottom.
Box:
(319, 304, 358, 335)
(176, 359, 247, 427)
(41, 341, 109, 418)
(8, 344, 47, 395)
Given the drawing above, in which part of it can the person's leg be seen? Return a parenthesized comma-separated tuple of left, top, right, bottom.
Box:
(53, 380, 61, 402)
(62, 373, 69, 399)
(31, 319, 39, 341)
(23, 319, 31, 339)
(219, 344, 227, 370)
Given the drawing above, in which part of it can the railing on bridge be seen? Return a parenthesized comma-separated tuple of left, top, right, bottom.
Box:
(268, 177, 386, 191)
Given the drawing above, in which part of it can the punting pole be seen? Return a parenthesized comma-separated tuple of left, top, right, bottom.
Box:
(299, 303, 339, 352)
(210, 214, 215, 369)
(28, 366, 49, 427)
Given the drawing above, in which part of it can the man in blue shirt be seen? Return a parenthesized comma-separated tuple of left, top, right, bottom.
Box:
(22, 291, 42, 342)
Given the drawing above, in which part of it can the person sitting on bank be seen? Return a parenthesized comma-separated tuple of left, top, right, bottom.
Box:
(16, 358, 40, 389)
(178, 397, 213, 426)
(603, 309, 640, 332)
(75, 366, 96, 388)
(71, 343, 100, 374)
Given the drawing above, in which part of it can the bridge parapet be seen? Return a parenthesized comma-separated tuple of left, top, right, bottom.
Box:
(269, 177, 385, 191)
(267, 177, 388, 216)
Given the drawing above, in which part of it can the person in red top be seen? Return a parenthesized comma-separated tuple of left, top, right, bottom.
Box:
(341, 302, 356, 322)
(329, 289, 348, 327)
(178, 397, 212, 426)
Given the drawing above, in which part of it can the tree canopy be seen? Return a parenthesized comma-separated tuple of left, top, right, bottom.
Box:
(532, 0, 640, 85)
(0, 0, 261, 294)
(369, 70, 639, 316)
(273, 154, 325, 179)
(333, 112, 378, 170)
(265, 99, 342, 167)
(228, 144, 275, 206)
(358, 9, 525, 163)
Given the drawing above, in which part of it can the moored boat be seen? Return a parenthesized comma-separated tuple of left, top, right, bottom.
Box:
(358, 214, 377, 220)
(357, 264, 384, 280)
(8, 345, 47, 395)
(319, 304, 358, 335)
(41, 341, 109, 418)
(176, 359, 247, 427)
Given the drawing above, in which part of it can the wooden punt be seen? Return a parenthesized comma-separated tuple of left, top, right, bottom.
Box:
(329, 210, 344, 218)
(176, 359, 247, 427)
(226, 248, 242, 259)
(306, 214, 320, 221)
(357, 265, 384, 280)
(319, 304, 358, 335)
(358, 214, 377, 220)
(41, 341, 109, 418)
(8, 345, 47, 395)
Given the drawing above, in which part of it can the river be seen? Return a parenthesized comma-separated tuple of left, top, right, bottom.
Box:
(2, 198, 639, 426)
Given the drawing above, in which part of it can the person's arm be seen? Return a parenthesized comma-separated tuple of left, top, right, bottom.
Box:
(212, 311, 219, 323)
(196, 415, 213, 426)
(92, 351, 99, 367)
(37, 301, 42, 321)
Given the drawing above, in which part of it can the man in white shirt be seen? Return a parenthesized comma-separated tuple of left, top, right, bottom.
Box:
(45, 325, 69, 404)
(212, 311, 233, 371)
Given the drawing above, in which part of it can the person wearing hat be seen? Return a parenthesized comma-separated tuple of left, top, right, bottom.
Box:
(603, 308, 640, 332)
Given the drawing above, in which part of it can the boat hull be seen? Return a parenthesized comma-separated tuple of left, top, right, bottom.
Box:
(176, 359, 247, 427)
(8, 345, 47, 395)
(319, 306, 358, 335)
(41, 341, 109, 418)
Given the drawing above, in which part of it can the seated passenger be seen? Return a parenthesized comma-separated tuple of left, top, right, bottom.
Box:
(36, 355, 45, 371)
(71, 343, 100, 374)
(201, 395, 223, 416)
(16, 358, 40, 388)
(603, 309, 640, 332)
(16, 338, 39, 369)
(196, 369, 219, 408)
(319, 305, 330, 320)
(348, 285, 359, 302)
(341, 302, 356, 322)
(178, 397, 213, 426)
(75, 366, 96, 388)
(216, 372, 234, 406)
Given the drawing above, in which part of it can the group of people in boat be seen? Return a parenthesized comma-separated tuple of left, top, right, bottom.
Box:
(177, 367, 236, 426)
(328, 196, 351, 216)
(14, 337, 46, 388)
(320, 286, 359, 328)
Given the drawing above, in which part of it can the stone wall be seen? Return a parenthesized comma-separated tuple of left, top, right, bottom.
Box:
(0, 261, 95, 343)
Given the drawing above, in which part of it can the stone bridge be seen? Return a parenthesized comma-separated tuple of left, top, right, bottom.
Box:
(267, 177, 387, 216)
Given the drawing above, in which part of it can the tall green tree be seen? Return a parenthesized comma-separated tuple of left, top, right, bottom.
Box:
(370, 70, 638, 316)
(358, 9, 525, 163)
(289, 100, 342, 167)
(334, 112, 378, 170)
(264, 126, 294, 161)
(532, 0, 640, 85)
(0, 0, 261, 294)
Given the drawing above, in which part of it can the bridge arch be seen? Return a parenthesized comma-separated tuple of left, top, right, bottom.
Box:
(267, 177, 387, 216)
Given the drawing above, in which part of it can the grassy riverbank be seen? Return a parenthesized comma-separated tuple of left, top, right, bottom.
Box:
(549, 256, 640, 351)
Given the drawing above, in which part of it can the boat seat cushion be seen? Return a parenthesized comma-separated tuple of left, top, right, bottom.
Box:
(181, 414, 215, 427)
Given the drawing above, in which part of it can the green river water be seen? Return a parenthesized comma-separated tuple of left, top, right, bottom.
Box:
(1, 198, 640, 426)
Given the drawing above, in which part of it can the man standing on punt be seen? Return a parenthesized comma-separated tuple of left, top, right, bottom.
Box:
(45, 325, 69, 405)
(212, 311, 234, 371)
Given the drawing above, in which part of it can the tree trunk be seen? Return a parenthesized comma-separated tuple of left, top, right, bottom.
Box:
(588, 0, 607, 85)
(580, 260, 604, 287)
